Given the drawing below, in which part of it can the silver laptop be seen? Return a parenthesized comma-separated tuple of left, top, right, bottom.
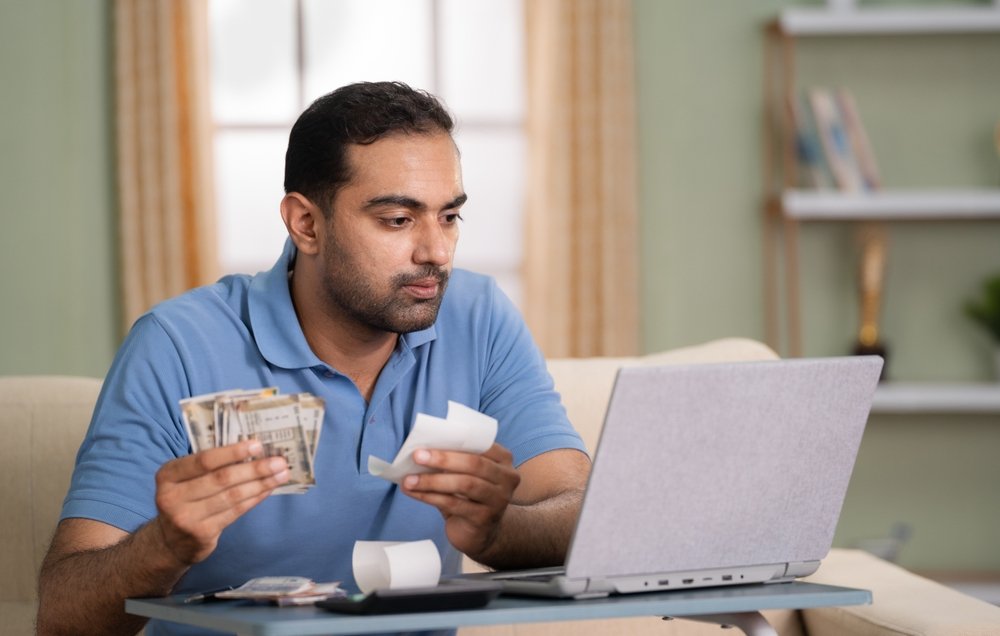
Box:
(489, 356, 883, 598)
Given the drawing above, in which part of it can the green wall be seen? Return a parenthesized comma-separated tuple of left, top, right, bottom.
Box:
(0, 0, 118, 378)
(2, 0, 998, 576)
(635, 0, 1000, 574)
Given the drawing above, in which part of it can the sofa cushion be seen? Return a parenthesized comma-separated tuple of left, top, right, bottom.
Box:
(805, 549, 1000, 636)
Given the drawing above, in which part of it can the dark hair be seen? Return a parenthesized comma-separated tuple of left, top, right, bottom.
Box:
(283, 81, 454, 215)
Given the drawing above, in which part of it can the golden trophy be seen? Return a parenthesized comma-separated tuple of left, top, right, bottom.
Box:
(853, 223, 889, 380)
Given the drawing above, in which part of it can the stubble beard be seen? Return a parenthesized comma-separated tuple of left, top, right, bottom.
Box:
(322, 250, 450, 335)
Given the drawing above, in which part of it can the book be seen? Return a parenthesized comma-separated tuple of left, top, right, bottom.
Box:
(808, 87, 867, 192)
(786, 91, 835, 189)
(835, 87, 881, 191)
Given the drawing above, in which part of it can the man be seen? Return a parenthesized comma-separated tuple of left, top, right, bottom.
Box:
(37, 82, 590, 636)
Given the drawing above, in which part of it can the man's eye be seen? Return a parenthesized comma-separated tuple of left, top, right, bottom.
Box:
(443, 213, 464, 224)
(386, 217, 410, 227)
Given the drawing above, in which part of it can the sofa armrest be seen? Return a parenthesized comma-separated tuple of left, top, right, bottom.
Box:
(802, 549, 1000, 636)
(0, 375, 103, 636)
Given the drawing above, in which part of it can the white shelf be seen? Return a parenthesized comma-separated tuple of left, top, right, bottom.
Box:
(871, 382, 1000, 414)
(781, 188, 1000, 221)
(779, 7, 1000, 36)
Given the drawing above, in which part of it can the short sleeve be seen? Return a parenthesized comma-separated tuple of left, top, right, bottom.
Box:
(477, 282, 587, 465)
(61, 314, 192, 532)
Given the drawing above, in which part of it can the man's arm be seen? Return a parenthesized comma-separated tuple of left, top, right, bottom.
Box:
(37, 441, 289, 636)
(402, 446, 591, 570)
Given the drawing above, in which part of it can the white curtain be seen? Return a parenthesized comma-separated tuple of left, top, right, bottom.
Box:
(114, 0, 218, 330)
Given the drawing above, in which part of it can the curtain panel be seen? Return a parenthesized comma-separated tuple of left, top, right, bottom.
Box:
(523, 0, 640, 358)
(114, 0, 217, 331)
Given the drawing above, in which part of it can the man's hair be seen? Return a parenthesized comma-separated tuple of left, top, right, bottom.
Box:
(284, 81, 455, 215)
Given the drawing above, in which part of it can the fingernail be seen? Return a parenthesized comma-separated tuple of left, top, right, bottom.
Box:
(413, 449, 430, 464)
(404, 475, 418, 488)
(274, 469, 290, 484)
(248, 441, 263, 455)
(269, 457, 287, 472)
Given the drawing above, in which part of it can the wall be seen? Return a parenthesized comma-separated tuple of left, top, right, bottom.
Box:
(635, 0, 1000, 573)
(0, 0, 118, 379)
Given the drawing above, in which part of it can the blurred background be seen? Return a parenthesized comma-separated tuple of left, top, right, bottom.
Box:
(1, 0, 998, 600)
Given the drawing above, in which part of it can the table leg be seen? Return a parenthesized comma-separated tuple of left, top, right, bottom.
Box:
(663, 611, 778, 636)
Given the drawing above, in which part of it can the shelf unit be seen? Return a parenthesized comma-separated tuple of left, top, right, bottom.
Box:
(762, 7, 1000, 362)
(779, 189, 1000, 221)
(780, 6, 1000, 36)
(872, 382, 1000, 414)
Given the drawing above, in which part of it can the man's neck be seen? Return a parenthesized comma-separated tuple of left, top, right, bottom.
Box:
(289, 266, 398, 402)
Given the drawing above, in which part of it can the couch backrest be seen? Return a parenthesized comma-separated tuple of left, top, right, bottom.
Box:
(0, 375, 102, 632)
(547, 338, 779, 454)
(0, 339, 779, 631)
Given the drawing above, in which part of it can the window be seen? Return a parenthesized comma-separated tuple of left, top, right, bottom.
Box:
(209, 0, 526, 305)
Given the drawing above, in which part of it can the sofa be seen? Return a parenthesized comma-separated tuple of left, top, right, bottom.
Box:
(4, 337, 1000, 635)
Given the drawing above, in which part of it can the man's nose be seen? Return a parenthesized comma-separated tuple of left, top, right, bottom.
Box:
(413, 219, 453, 266)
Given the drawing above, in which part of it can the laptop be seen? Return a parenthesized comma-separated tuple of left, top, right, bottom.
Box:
(488, 355, 883, 599)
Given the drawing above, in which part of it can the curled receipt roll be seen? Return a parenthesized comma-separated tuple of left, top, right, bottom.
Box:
(352, 540, 442, 594)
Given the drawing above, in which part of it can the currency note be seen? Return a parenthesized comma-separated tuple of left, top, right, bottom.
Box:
(235, 395, 315, 493)
(179, 388, 322, 495)
(297, 393, 325, 458)
(180, 392, 226, 453)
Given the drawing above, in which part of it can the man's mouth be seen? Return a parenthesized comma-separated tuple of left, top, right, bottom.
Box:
(402, 278, 441, 300)
(397, 270, 449, 300)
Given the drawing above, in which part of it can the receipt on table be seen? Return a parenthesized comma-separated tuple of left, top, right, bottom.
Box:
(353, 540, 442, 593)
(368, 401, 497, 484)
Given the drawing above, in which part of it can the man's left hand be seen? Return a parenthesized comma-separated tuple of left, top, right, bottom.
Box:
(401, 443, 521, 558)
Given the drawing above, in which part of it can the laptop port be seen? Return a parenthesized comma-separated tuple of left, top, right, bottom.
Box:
(658, 579, 670, 586)
(682, 579, 694, 584)
(722, 575, 733, 581)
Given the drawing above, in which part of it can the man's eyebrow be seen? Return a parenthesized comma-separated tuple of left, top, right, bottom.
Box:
(444, 193, 468, 210)
(362, 193, 468, 212)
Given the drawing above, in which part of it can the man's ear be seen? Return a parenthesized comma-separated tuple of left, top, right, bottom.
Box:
(280, 193, 323, 256)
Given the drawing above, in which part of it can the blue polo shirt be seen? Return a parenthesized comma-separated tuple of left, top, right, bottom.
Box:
(62, 239, 585, 635)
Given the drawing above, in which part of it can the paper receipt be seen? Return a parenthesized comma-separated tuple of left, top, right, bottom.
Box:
(367, 401, 497, 484)
(353, 540, 442, 593)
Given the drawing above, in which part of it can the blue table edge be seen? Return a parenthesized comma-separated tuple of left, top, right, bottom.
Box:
(126, 581, 872, 636)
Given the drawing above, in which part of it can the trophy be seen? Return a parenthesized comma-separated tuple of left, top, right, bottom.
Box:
(853, 223, 889, 380)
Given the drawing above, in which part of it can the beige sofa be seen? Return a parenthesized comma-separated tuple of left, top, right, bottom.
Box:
(4, 338, 1000, 635)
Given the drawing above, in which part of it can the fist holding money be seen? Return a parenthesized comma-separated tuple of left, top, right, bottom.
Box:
(180, 389, 325, 494)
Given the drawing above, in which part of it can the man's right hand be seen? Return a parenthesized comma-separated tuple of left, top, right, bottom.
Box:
(154, 439, 291, 566)
(36, 439, 290, 636)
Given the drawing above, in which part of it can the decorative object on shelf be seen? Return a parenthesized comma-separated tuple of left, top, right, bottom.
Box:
(853, 223, 889, 380)
(964, 273, 1000, 380)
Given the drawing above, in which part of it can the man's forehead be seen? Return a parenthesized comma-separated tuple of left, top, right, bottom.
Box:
(341, 132, 462, 186)
(328, 132, 463, 213)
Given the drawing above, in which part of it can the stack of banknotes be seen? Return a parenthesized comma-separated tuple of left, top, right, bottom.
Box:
(180, 388, 325, 494)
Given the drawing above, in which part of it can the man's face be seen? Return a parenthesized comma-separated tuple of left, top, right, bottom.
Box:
(318, 131, 465, 335)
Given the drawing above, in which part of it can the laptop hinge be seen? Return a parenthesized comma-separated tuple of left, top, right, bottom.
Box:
(783, 560, 821, 579)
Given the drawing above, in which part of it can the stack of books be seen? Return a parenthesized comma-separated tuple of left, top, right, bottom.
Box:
(787, 87, 881, 192)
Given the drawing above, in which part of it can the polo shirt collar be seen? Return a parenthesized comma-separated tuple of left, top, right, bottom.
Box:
(248, 238, 438, 370)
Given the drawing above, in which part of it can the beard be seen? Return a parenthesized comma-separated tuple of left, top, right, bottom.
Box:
(321, 248, 451, 335)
